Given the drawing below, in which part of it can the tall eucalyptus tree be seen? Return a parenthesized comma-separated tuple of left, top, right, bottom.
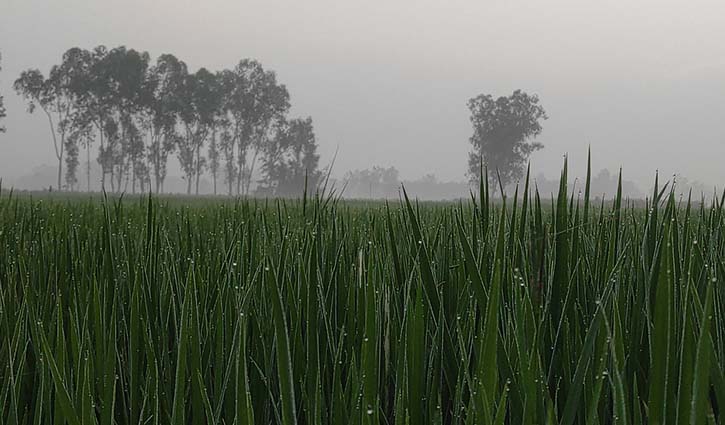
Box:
(221, 60, 289, 195)
(14, 48, 85, 190)
(176, 67, 220, 194)
(68, 46, 113, 190)
(146, 54, 186, 193)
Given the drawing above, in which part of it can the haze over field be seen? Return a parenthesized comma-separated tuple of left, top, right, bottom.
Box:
(2, 0, 725, 193)
(3, 3, 725, 422)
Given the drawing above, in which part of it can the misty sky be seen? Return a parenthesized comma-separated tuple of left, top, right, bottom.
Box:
(2, 0, 725, 189)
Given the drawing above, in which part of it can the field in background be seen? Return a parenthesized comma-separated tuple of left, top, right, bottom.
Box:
(0, 163, 723, 424)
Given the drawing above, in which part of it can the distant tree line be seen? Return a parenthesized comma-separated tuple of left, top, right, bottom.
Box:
(13, 46, 321, 195)
(342, 166, 472, 200)
(344, 166, 400, 198)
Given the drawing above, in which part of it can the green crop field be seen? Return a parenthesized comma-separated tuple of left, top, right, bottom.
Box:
(0, 163, 723, 424)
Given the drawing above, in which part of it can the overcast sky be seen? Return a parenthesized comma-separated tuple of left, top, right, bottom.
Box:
(2, 0, 724, 189)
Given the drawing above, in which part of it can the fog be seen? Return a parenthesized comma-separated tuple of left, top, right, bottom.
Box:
(2, 0, 725, 196)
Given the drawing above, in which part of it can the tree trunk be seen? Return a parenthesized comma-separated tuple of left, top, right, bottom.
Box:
(154, 133, 161, 194)
(121, 163, 127, 193)
(44, 110, 62, 191)
(227, 163, 233, 196)
(195, 144, 201, 195)
(57, 156, 62, 191)
(245, 149, 259, 196)
(237, 141, 246, 196)
(154, 143, 161, 193)
(86, 142, 91, 192)
(97, 122, 106, 191)
(109, 160, 116, 192)
(131, 163, 136, 194)
(57, 132, 63, 190)
(109, 173, 114, 192)
(236, 165, 242, 196)
(225, 148, 233, 196)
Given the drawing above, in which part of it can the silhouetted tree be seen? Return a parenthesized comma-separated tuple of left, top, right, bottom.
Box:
(220, 60, 289, 195)
(68, 46, 113, 190)
(177, 68, 220, 194)
(61, 48, 102, 191)
(14, 57, 79, 190)
(0, 53, 6, 133)
(259, 117, 321, 197)
(467, 90, 547, 188)
(146, 53, 185, 193)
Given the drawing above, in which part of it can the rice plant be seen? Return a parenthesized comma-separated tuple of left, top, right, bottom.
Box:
(0, 161, 722, 424)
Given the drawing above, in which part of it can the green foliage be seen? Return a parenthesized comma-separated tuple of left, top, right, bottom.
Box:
(0, 161, 722, 423)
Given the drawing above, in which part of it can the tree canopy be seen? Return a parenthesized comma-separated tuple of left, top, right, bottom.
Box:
(467, 89, 547, 188)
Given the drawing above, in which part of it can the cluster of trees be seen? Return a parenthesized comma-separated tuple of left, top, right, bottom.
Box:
(13, 46, 321, 195)
(7, 44, 549, 199)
